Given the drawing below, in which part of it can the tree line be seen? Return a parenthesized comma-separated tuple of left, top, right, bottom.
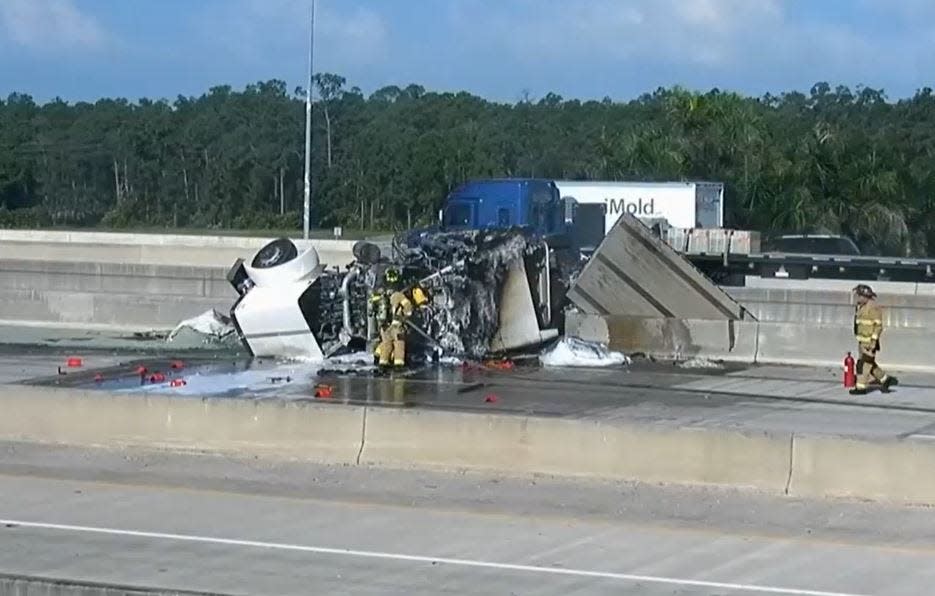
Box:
(1, 76, 934, 256)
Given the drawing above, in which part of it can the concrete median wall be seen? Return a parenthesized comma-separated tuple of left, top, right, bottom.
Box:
(0, 386, 364, 463)
(567, 313, 759, 362)
(4, 384, 935, 505)
(0, 231, 358, 330)
(0, 230, 357, 268)
(567, 312, 935, 372)
(359, 408, 789, 490)
(725, 286, 935, 329)
(0, 260, 235, 329)
(789, 435, 935, 505)
(0, 573, 203, 596)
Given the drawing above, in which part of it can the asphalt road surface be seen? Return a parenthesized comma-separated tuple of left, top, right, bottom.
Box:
(0, 443, 932, 595)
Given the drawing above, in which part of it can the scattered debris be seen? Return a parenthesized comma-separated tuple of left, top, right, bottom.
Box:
(677, 357, 724, 370)
(128, 330, 168, 341)
(484, 359, 515, 371)
(484, 394, 499, 403)
(149, 372, 167, 384)
(94, 373, 104, 383)
(539, 337, 630, 368)
(166, 309, 237, 345)
(169, 378, 187, 388)
(314, 384, 334, 399)
(268, 376, 292, 384)
(66, 357, 83, 368)
(170, 360, 185, 370)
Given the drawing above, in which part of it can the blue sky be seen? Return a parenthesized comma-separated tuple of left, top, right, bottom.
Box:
(1, 0, 933, 104)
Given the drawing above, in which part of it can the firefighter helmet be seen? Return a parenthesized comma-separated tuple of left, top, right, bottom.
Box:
(384, 267, 401, 284)
(853, 284, 876, 299)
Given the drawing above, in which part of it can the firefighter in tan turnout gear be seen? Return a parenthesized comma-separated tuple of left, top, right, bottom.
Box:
(851, 284, 898, 395)
(372, 267, 415, 368)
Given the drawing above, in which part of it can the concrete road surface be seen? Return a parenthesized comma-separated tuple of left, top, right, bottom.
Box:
(0, 443, 933, 595)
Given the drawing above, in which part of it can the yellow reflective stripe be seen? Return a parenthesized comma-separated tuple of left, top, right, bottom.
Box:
(855, 335, 874, 342)
(855, 319, 883, 325)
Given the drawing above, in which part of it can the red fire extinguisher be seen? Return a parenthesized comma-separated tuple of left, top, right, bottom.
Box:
(843, 352, 856, 388)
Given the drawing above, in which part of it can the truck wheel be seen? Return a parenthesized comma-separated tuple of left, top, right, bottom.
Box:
(251, 238, 298, 269)
(353, 241, 382, 265)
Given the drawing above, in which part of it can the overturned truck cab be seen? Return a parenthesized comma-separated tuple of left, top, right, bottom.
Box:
(225, 229, 561, 363)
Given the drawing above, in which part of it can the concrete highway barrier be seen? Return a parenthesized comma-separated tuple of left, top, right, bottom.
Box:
(0, 386, 365, 463)
(0, 573, 201, 596)
(2, 260, 232, 298)
(565, 312, 759, 362)
(0, 288, 224, 329)
(0, 229, 357, 268)
(0, 259, 234, 328)
(755, 321, 935, 371)
(359, 408, 790, 490)
(741, 276, 935, 296)
(2, 384, 935, 505)
(725, 286, 935, 329)
(0, 231, 358, 329)
(567, 313, 935, 372)
(789, 434, 935, 505)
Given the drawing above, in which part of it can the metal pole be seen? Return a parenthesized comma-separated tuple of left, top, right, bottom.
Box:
(303, 0, 315, 240)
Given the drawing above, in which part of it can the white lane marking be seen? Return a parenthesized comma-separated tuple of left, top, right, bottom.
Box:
(0, 519, 867, 596)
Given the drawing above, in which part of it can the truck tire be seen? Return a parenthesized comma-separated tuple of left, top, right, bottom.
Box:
(251, 238, 298, 269)
(353, 241, 382, 265)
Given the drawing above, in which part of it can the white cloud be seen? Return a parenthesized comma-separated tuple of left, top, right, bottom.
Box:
(0, 0, 107, 52)
(443, 0, 922, 95)
(461, 0, 784, 69)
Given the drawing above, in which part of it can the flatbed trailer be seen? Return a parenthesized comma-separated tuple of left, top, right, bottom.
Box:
(687, 251, 935, 285)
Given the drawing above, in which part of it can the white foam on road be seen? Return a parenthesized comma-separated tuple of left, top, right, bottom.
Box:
(0, 519, 869, 596)
(540, 338, 630, 368)
(118, 363, 316, 397)
(678, 357, 725, 370)
(116, 352, 374, 396)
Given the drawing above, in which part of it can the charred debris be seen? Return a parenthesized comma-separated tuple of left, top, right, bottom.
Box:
(225, 227, 577, 364)
(332, 228, 570, 362)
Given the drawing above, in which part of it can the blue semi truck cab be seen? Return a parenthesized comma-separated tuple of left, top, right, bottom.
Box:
(439, 178, 566, 236)
(405, 178, 604, 253)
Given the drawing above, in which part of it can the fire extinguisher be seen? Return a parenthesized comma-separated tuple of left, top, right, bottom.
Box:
(843, 352, 856, 388)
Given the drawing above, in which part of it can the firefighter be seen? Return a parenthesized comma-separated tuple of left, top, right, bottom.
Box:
(372, 267, 414, 368)
(851, 284, 898, 395)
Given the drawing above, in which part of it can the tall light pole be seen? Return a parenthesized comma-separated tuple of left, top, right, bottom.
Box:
(303, 0, 316, 240)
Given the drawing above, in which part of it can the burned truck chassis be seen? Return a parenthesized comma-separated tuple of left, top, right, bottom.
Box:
(227, 229, 571, 363)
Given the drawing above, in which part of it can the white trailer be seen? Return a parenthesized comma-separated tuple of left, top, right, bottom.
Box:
(554, 180, 724, 232)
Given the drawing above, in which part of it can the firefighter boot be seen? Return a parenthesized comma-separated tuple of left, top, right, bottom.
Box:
(393, 339, 406, 368)
(881, 376, 899, 393)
